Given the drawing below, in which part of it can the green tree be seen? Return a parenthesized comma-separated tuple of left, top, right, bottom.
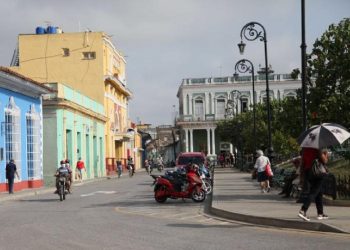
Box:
(307, 18, 350, 128)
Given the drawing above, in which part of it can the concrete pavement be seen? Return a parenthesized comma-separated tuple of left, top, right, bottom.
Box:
(208, 168, 350, 234)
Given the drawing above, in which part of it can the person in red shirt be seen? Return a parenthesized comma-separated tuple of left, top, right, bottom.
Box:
(76, 157, 85, 182)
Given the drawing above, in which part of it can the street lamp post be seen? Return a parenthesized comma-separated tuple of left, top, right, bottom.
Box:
(238, 21, 273, 158)
(234, 59, 256, 151)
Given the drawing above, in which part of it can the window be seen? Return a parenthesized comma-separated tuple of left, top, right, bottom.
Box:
(216, 99, 226, 119)
(82, 52, 96, 60)
(241, 98, 248, 113)
(62, 48, 70, 57)
(26, 105, 41, 180)
(5, 97, 21, 178)
(194, 99, 204, 120)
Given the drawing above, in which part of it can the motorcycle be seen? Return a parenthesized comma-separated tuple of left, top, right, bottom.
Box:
(198, 165, 212, 194)
(128, 164, 134, 177)
(151, 169, 206, 203)
(56, 169, 69, 201)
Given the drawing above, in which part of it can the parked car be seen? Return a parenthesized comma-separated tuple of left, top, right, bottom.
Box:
(175, 152, 207, 170)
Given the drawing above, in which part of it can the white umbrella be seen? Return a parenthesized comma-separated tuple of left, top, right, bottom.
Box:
(298, 123, 350, 149)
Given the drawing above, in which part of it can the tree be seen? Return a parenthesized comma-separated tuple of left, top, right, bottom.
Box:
(307, 18, 350, 128)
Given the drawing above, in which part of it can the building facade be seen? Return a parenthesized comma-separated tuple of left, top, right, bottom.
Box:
(0, 67, 51, 192)
(42, 83, 106, 185)
(10, 29, 137, 177)
(176, 74, 301, 155)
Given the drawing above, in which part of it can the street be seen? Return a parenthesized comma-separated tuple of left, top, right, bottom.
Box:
(0, 171, 349, 250)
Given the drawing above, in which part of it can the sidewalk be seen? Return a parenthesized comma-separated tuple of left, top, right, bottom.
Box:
(208, 168, 350, 234)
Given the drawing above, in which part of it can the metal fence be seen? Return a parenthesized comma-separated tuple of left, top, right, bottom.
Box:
(336, 174, 350, 199)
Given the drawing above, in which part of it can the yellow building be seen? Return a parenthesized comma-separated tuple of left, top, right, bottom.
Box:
(10, 30, 139, 174)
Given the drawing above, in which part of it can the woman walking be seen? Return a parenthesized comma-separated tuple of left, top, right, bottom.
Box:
(254, 150, 271, 193)
(298, 148, 329, 221)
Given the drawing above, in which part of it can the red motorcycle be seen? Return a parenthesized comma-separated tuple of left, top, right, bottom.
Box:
(152, 169, 206, 203)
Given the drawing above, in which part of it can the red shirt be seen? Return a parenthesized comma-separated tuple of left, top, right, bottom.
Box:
(76, 161, 85, 170)
(302, 148, 318, 170)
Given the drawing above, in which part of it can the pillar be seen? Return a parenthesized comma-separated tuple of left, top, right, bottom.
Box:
(190, 129, 194, 152)
(206, 128, 211, 155)
(185, 128, 189, 152)
(211, 128, 216, 155)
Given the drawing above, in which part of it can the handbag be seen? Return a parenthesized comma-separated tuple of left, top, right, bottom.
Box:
(265, 162, 273, 177)
(311, 159, 327, 177)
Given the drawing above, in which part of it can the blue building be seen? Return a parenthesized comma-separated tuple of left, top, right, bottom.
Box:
(0, 67, 51, 192)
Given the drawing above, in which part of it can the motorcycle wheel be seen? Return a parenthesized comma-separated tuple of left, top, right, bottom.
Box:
(202, 180, 212, 195)
(191, 188, 206, 202)
(59, 185, 64, 201)
(154, 185, 167, 203)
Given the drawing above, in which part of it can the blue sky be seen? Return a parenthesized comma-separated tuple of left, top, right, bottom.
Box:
(0, 0, 349, 125)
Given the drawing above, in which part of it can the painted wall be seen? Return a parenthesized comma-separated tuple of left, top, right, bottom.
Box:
(43, 83, 105, 186)
(0, 88, 43, 191)
(11, 32, 105, 104)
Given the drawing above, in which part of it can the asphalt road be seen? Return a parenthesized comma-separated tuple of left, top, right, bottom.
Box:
(0, 170, 349, 250)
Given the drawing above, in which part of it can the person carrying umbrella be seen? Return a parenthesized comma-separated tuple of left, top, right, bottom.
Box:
(298, 148, 329, 221)
(297, 123, 350, 221)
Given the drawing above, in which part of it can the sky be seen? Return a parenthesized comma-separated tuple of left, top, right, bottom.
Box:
(0, 0, 349, 126)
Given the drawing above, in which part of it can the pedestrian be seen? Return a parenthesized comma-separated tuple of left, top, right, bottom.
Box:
(254, 150, 271, 193)
(116, 160, 123, 178)
(76, 157, 85, 182)
(296, 147, 319, 203)
(6, 159, 19, 194)
(278, 156, 301, 198)
(298, 148, 329, 221)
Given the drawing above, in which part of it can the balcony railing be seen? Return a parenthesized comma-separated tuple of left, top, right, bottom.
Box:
(182, 73, 301, 86)
(177, 114, 224, 122)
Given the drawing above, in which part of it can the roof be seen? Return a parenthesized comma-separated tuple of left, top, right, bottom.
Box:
(0, 67, 54, 97)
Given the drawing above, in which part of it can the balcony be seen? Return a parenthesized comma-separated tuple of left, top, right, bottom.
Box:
(177, 114, 221, 123)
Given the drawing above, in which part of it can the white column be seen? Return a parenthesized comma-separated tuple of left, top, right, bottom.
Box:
(190, 129, 194, 152)
(205, 92, 209, 116)
(185, 128, 189, 152)
(189, 94, 193, 115)
(183, 95, 187, 115)
(211, 128, 216, 155)
(206, 128, 211, 155)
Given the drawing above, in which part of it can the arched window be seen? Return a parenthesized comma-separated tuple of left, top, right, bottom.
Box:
(5, 97, 21, 178)
(26, 104, 41, 180)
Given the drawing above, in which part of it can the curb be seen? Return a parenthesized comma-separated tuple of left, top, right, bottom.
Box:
(208, 205, 347, 234)
(205, 169, 349, 234)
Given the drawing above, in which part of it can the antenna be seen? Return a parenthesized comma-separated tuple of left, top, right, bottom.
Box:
(44, 20, 51, 27)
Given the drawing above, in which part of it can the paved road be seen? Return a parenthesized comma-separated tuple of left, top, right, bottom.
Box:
(0, 171, 349, 250)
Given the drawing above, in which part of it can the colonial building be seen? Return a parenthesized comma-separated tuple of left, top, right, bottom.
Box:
(0, 67, 51, 191)
(10, 28, 138, 179)
(176, 73, 301, 155)
(42, 82, 106, 185)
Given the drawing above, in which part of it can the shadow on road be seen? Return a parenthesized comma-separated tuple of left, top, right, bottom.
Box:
(17, 198, 60, 203)
(166, 223, 250, 229)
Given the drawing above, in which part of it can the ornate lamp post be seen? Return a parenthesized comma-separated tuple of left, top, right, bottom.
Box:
(238, 22, 273, 158)
(234, 59, 256, 151)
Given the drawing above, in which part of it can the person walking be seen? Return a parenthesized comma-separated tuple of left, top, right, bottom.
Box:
(116, 160, 123, 178)
(6, 159, 19, 194)
(76, 157, 85, 182)
(298, 148, 329, 221)
(254, 150, 271, 193)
